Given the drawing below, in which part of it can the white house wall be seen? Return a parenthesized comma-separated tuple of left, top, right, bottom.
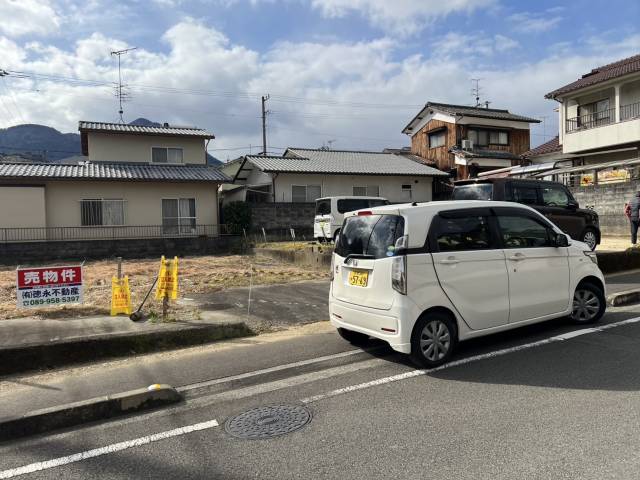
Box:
(44, 181, 218, 227)
(87, 133, 207, 164)
(273, 173, 432, 203)
(0, 186, 46, 228)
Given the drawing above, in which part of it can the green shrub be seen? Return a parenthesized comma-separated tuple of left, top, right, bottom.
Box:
(223, 201, 252, 233)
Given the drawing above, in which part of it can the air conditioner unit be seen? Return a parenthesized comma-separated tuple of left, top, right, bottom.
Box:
(461, 139, 474, 150)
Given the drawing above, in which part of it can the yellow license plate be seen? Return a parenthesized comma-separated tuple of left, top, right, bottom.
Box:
(348, 270, 369, 287)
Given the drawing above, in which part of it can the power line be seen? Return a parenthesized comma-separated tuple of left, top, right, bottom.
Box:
(3, 68, 422, 110)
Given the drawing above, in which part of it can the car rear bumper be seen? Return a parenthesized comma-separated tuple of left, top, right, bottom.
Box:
(329, 296, 412, 354)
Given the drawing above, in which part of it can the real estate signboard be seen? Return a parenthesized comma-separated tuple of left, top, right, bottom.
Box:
(16, 265, 83, 309)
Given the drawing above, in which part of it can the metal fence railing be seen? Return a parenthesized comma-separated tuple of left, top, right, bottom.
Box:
(566, 107, 616, 132)
(0, 224, 238, 243)
(621, 101, 640, 121)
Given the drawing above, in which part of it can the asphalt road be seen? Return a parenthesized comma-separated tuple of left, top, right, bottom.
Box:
(2, 304, 640, 479)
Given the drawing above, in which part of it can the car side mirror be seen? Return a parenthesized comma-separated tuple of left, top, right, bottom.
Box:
(568, 200, 579, 210)
(554, 233, 569, 247)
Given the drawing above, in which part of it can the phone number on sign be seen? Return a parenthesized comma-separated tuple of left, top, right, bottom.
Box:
(21, 296, 81, 307)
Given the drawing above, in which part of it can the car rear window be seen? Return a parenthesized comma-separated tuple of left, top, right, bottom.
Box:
(335, 215, 405, 259)
(452, 184, 493, 200)
(337, 199, 389, 214)
(315, 199, 331, 215)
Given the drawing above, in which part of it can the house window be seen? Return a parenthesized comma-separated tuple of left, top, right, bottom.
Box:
(401, 184, 412, 200)
(468, 128, 509, 146)
(152, 147, 183, 164)
(162, 198, 196, 234)
(578, 99, 611, 127)
(80, 199, 125, 226)
(428, 130, 446, 148)
(352, 186, 379, 197)
(292, 185, 321, 202)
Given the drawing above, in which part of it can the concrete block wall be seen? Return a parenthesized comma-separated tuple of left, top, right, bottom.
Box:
(0, 236, 242, 265)
(249, 203, 315, 235)
(570, 181, 639, 236)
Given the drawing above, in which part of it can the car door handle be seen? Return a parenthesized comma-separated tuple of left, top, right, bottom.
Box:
(508, 253, 526, 261)
(440, 257, 459, 265)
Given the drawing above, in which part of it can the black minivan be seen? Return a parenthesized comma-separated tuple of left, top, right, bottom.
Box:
(452, 178, 600, 250)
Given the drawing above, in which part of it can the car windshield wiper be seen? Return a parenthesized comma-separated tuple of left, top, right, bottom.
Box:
(343, 254, 375, 264)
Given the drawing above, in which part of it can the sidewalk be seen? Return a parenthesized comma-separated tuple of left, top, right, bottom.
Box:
(0, 281, 330, 375)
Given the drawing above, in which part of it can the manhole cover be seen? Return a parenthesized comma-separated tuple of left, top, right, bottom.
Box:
(225, 405, 311, 439)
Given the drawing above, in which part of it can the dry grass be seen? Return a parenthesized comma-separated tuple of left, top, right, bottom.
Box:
(259, 241, 334, 252)
(0, 254, 328, 321)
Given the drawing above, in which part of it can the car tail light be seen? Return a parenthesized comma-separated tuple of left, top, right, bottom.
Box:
(358, 211, 372, 216)
(391, 255, 407, 295)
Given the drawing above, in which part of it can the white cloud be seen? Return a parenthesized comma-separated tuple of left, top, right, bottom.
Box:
(310, 0, 496, 37)
(433, 32, 519, 58)
(509, 10, 563, 33)
(0, 0, 61, 36)
(2, 19, 639, 156)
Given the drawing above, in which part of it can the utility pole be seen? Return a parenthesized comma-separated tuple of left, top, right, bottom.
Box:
(110, 47, 137, 123)
(261, 95, 270, 155)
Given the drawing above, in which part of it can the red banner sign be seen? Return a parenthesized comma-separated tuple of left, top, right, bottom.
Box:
(16, 265, 83, 308)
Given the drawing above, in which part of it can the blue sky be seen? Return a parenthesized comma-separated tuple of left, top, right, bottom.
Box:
(0, 0, 639, 159)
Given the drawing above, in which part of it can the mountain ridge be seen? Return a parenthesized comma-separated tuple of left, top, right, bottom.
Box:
(0, 118, 221, 165)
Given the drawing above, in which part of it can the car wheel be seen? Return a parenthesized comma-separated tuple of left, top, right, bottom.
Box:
(410, 313, 457, 368)
(570, 282, 605, 324)
(581, 228, 598, 251)
(336, 327, 369, 346)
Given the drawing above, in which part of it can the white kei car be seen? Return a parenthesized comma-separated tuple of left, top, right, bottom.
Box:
(329, 200, 605, 367)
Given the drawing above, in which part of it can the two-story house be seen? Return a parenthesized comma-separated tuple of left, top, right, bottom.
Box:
(537, 54, 640, 186)
(0, 121, 229, 256)
(402, 102, 540, 180)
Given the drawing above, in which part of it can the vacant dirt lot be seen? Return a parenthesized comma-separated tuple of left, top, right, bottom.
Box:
(0, 254, 329, 321)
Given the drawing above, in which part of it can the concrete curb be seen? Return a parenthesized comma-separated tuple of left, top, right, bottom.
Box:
(0, 384, 182, 442)
(0, 322, 254, 376)
(608, 289, 640, 307)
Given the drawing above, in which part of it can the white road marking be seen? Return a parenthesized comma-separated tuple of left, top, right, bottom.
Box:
(177, 348, 367, 393)
(0, 419, 219, 479)
(302, 316, 640, 404)
(186, 359, 385, 408)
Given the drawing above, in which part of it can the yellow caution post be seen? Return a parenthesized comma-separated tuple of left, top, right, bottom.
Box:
(155, 256, 178, 300)
(155, 256, 179, 320)
(111, 275, 132, 316)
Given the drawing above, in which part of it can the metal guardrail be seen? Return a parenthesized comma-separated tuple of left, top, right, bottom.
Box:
(0, 224, 238, 243)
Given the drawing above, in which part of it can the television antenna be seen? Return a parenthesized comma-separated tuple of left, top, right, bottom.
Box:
(110, 47, 137, 123)
(471, 78, 483, 107)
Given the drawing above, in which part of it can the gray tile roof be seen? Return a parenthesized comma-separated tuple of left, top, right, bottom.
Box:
(521, 136, 561, 158)
(403, 102, 540, 134)
(0, 162, 230, 182)
(243, 149, 448, 176)
(546, 54, 640, 99)
(78, 121, 214, 138)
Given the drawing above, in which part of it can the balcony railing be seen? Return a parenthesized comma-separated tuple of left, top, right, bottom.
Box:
(621, 101, 640, 121)
(566, 107, 615, 132)
(0, 224, 238, 243)
(566, 101, 640, 133)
